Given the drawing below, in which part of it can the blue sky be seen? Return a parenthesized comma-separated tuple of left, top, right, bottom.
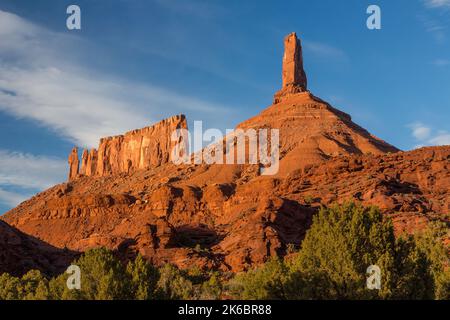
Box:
(0, 0, 449, 213)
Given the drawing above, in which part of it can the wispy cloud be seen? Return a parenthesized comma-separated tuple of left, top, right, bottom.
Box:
(0, 9, 236, 210)
(423, 0, 450, 8)
(428, 132, 450, 144)
(418, 14, 447, 42)
(0, 150, 66, 209)
(0, 150, 66, 190)
(432, 58, 450, 66)
(0, 188, 30, 208)
(303, 40, 348, 61)
(420, 0, 450, 42)
(408, 122, 450, 148)
(0, 10, 230, 148)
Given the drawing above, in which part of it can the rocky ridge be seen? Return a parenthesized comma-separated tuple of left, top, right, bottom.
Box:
(1, 33, 448, 275)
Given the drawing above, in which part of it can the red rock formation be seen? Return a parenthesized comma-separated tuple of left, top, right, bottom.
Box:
(71, 114, 187, 180)
(85, 149, 98, 176)
(68, 147, 79, 181)
(3, 145, 448, 273)
(79, 149, 88, 176)
(274, 32, 308, 104)
(1, 33, 448, 275)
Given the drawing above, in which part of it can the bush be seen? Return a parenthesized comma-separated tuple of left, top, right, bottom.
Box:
(289, 203, 434, 299)
(0, 270, 48, 300)
(229, 257, 292, 299)
(413, 221, 450, 299)
(200, 272, 223, 299)
(0, 273, 22, 300)
(126, 254, 159, 300)
(155, 264, 194, 299)
(0, 204, 447, 300)
(229, 203, 444, 300)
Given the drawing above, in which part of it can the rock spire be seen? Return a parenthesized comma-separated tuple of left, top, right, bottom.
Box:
(274, 32, 308, 104)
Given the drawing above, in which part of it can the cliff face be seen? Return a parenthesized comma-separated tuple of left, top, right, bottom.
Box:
(68, 114, 187, 180)
(2, 32, 448, 275)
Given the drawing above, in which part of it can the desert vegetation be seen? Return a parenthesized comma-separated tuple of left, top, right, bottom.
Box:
(1, 204, 448, 300)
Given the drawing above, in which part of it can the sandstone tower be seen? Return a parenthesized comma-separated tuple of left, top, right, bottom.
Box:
(273, 32, 308, 104)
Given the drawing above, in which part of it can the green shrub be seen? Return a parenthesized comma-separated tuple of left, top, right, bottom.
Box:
(126, 254, 159, 300)
(229, 257, 292, 299)
(155, 264, 193, 299)
(289, 203, 433, 299)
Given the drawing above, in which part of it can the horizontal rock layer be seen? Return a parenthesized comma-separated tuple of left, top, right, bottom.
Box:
(68, 114, 187, 180)
(1, 33, 447, 276)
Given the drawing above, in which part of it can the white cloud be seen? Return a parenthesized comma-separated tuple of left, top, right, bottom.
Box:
(0, 150, 66, 190)
(428, 132, 450, 144)
(408, 123, 432, 140)
(0, 10, 230, 148)
(0, 150, 66, 209)
(0, 188, 30, 208)
(423, 0, 450, 8)
(408, 122, 450, 147)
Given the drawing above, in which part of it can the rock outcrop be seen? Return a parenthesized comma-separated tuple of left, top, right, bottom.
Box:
(69, 114, 187, 181)
(1, 33, 448, 275)
(68, 147, 80, 181)
(274, 32, 308, 104)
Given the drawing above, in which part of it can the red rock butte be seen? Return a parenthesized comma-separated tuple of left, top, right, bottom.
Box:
(68, 115, 187, 181)
(1, 33, 448, 275)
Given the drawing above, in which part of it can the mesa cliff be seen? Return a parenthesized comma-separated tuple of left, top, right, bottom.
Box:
(68, 114, 187, 180)
(1, 33, 448, 275)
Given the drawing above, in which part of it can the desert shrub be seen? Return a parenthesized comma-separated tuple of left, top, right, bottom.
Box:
(48, 248, 129, 300)
(289, 203, 434, 299)
(0, 273, 22, 300)
(229, 203, 442, 300)
(155, 264, 194, 299)
(200, 272, 223, 299)
(1, 204, 448, 301)
(0, 270, 49, 300)
(413, 221, 450, 299)
(20, 270, 50, 300)
(229, 257, 292, 299)
(126, 254, 159, 300)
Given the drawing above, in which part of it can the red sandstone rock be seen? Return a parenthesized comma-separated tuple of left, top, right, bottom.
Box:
(73, 114, 187, 180)
(273, 32, 308, 104)
(1, 33, 448, 275)
(68, 147, 79, 181)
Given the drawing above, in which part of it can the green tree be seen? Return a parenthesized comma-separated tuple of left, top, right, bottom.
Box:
(0, 273, 22, 300)
(200, 272, 223, 299)
(126, 254, 159, 300)
(21, 270, 49, 300)
(48, 248, 129, 300)
(0, 270, 49, 300)
(289, 203, 434, 299)
(229, 257, 292, 299)
(413, 221, 450, 299)
(155, 264, 193, 299)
